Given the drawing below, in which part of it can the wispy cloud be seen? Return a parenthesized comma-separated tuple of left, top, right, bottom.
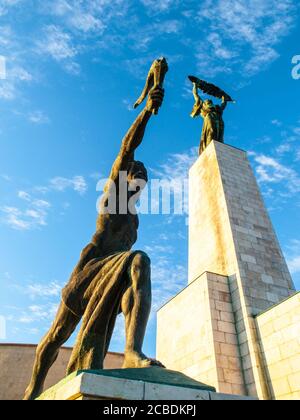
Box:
(0, 0, 23, 17)
(122, 98, 134, 112)
(0, 25, 34, 101)
(1, 191, 51, 230)
(14, 280, 63, 299)
(49, 175, 88, 194)
(271, 119, 282, 127)
(28, 110, 50, 125)
(141, 0, 179, 14)
(0, 174, 12, 182)
(151, 147, 197, 180)
(252, 153, 300, 194)
(151, 256, 187, 313)
(0, 62, 33, 100)
(0, 174, 88, 230)
(194, 0, 297, 77)
(286, 240, 300, 274)
(18, 303, 59, 324)
(37, 24, 78, 61)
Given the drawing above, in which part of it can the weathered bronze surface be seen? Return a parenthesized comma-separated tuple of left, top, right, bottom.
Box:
(134, 57, 168, 114)
(24, 59, 167, 401)
(189, 76, 232, 155)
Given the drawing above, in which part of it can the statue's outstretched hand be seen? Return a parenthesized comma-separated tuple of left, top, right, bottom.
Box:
(146, 86, 164, 114)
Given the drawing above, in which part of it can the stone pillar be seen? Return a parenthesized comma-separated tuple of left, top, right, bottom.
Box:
(157, 141, 296, 400)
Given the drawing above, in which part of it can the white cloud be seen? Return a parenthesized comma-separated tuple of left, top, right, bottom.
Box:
(251, 153, 300, 194)
(21, 281, 63, 299)
(0, 26, 33, 101)
(46, 0, 128, 38)
(151, 147, 197, 180)
(18, 190, 30, 201)
(271, 119, 282, 127)
(50, 175, 88, 194)
(69, 11, 105, 33)
(1, 191, 51, 230)
(0, 62, 33, 100)
(286, 240, 300, 274)
(0, 81, 15, 100)
(140, 0, 179, 13)
(0, 174, 12, 182)
(1, 207, 32, 230)
(28, 110, 50, 125)
(10, 66, 33, 82)
(18, 303, 59, 324)
(63, 61, 81, 75)
(0, 0, 22, 16)
(195, 0, 297, 77)
(37, 25, 78, 61)
(287, 256, 300, 274)
(151, 256, 186, 313)
(0, 174, 88, 230)
(122, 98, 134, 112)
(1, 204, 49, 231)
(276, 143, 292, 155)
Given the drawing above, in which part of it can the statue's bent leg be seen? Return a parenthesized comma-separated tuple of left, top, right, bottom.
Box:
(121, 251, 164, 368)
(23, 302, 80, 400)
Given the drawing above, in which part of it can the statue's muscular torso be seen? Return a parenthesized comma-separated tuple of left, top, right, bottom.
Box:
(71, 108, 152, 275)
(93, 195, 139, 257)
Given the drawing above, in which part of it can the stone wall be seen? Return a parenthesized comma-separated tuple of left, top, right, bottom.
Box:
(157, 272, 245, 395)
(0, 343, 124, 400)
(256, 292, 300, 400)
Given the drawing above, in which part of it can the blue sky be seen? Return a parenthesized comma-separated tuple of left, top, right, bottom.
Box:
(0, 0, 299, 357)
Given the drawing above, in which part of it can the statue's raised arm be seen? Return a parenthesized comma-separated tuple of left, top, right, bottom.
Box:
(108, 87, 165, 184)
(107, 58, 168, 186)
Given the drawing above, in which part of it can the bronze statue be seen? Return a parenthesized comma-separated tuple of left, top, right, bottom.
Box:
(24, 58, 168, 401)
(188, 75, 233, 155)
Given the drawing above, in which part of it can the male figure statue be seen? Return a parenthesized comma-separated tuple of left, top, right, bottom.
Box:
(24, 72, 166, 400)
(191, 82, 228, 155)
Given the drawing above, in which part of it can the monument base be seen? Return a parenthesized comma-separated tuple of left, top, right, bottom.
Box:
(38, 368, 255, 400)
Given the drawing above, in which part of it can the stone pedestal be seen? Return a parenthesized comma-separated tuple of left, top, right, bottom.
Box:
(157, 141, 298, 400)
(38, 368, 255, 400)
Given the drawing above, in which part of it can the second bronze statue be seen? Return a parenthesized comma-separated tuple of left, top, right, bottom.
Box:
(189, 75, 233, 155)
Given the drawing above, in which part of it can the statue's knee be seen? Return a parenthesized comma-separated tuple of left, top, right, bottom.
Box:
(130, 252, 150, 281)
(130, 252, 151, 289)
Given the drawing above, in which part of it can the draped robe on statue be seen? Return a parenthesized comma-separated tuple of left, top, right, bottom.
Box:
(62, 248, 143, 372)
(61, 186, 147, 372)
(191, 101, 225, 155)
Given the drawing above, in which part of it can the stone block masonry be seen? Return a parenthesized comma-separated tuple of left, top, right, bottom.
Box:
(157, 141, 299, 400)
(256, 292, 300, 400)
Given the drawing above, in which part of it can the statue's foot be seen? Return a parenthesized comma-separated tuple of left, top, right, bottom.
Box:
(123, 351, 165, 369)
(23, 384, 42, 401)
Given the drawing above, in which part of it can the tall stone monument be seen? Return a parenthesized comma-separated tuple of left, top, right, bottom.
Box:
(157, 140, 300, 400)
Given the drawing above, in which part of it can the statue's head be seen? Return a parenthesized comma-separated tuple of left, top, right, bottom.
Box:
(203, 99, 214, 111)
(127, 161, 148, 190)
